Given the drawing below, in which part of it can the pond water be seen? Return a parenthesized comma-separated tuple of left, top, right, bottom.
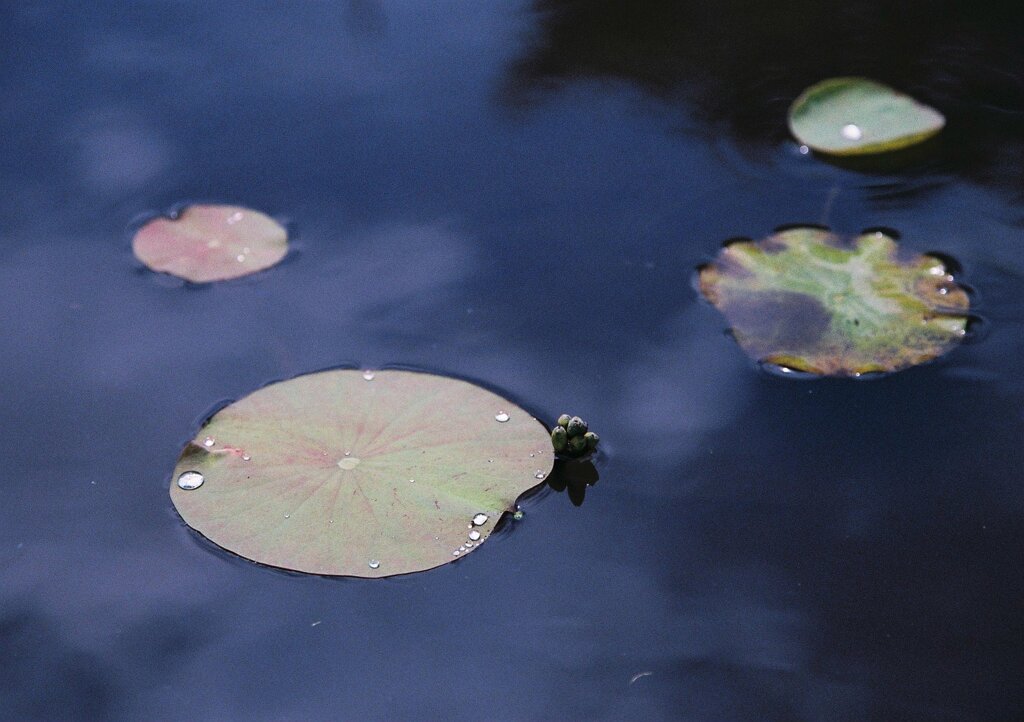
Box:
(3, 2, 1024, 720)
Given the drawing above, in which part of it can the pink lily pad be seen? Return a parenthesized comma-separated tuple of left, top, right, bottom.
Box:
(132, 204, 288, 283)
(169, 369, 553, 577)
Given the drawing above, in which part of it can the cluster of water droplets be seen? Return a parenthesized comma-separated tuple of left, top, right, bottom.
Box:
(453, 513, 489, 556)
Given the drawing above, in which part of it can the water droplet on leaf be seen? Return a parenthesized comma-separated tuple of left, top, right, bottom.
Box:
(133, 204, 288, 283)
(495, 412, 510, 422)
(177, 471, 205, 490)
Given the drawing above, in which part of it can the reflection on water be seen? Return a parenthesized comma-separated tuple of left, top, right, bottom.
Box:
(2, 1, 1024, 720)
(547, 458, 600, 506)
(507, 0, 1024, 198)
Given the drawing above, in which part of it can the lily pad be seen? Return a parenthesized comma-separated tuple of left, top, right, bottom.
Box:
(132, 204, 288, 282)
(698, 227, 969, 376)
(788, 78, 945, 155)
(169, 369, 553, 577)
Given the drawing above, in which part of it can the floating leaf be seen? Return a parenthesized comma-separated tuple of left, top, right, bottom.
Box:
(698, 228, 969, 376)
(169, 369, 553, 577)
(133, 204, 288, 282)
(788, 77, 945, 155)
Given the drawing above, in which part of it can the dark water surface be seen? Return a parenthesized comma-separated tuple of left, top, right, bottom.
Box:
(3, 2, 1024, 720)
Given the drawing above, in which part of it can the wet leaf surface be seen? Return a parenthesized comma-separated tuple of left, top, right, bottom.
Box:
(788, 77, 945, 155)
(132, 204, 288, 283)
(169, 369, 553, 577)
(699, 227, 969, 376)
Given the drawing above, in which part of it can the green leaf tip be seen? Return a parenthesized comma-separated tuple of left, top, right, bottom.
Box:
(788, 77, 945, 156)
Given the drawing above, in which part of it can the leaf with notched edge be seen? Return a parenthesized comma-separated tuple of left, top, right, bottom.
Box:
(699, 227, 969, 376)
(169, 369, 553, 577)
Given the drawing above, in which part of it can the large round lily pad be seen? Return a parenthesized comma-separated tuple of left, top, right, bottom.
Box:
(169, 369, 553, 577)
(133, 204, 288, 283)
(788, 77, 945, 156)
(698, 227, 969, 376)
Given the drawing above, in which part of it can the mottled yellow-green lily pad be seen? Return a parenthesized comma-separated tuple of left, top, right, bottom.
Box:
(169, 369, 553, 577)
(788, 78, 945, 155)
(133, 204, 287, 283)
(698, 228, 969, 376)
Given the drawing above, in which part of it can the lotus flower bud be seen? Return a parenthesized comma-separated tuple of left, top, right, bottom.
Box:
(566, 416, 588, 438)
(567, 435, 588, 455)
(551, 426, 568, 452)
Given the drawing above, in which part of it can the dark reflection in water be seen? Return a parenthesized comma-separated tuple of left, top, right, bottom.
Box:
(1, 1, 1024, 720)
(653, 373, 1024, 720)
(507, 0, 1024, 199)
(0, 610, 118, 720)
(547, 458, 600, 506)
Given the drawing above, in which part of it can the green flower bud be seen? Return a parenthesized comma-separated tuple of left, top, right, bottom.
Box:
(551, 426, 568, 452)
(557, 414, 571, 429)
(584, 431, 600, 450)
(566, 416, 588, 438)
(567, 435, 588, 455)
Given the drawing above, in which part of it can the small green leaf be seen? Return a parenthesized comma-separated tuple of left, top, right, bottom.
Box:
(169, 369, 553, 577)
(133, 204, 288, 283)
(788, 77, 945, 156)
(698, 228, 969, 376)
